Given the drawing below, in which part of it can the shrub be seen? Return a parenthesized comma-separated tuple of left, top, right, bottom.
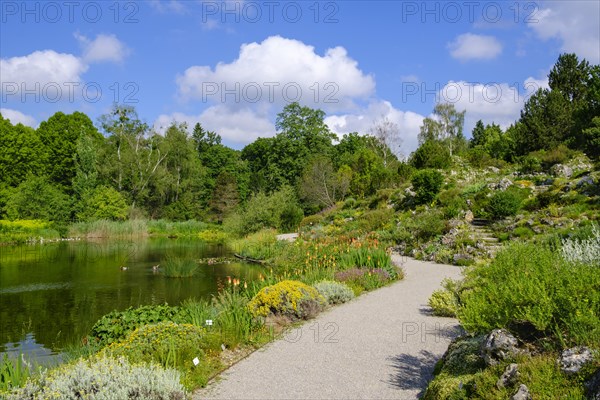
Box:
(162, 256, 198, 278)
(226, 186, 303, 235)
(458, 243, 600, 347)
(357, 208, 393, 232)
(485, 190, 522, 219)
(520, 154, 542, 173)
(410, 140, 452, 169)
(411, 169, 444, 205)
(413, 210, 447, 241)
(438, 188, 467, 219)
(342, 197, 357, 209)
(89, 304, 183, 346)
(313, 281, 355, 305)
(299, 214, 324, 229)
(5, 356, 185, 400)
(428, 289, 458, 317)
(248, 280, 325, 319)
(77, 186, 129, 221)
(104, 322, 206, 371)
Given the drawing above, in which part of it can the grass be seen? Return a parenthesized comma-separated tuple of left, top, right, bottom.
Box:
(0, 354, 33, 392)
(68, 219, 215, 239)
(161, 256, 198, 278)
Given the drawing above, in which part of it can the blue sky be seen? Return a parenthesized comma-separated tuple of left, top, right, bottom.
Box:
(1, 0, 599, 153)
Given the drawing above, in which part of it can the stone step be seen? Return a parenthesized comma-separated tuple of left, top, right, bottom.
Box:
(471, 219, 491, 227)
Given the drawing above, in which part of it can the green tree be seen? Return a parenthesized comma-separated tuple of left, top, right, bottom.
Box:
(410, 139, 451, 169)
(209, 171, 239, 223)
(99, 105, 168, 208)
(418, 103, 466, 156)
(411, 169, 444, 205)
(300, 157, 351, 208)
(77, 186, 129, 221)
(0, 115, 47, 187)
(470, 120, 486, 147)
(37, 111, 100, 190)
(5, 177, 71, 222)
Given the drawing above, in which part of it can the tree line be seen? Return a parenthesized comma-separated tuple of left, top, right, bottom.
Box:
(0, 53, 598, 232)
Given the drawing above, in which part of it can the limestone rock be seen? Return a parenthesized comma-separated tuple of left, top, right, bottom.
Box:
(551, 164, 573, 178)
(585, 368, 600, 400)
(558, 346, 593, 375)
(511, 384, 531, 400)
(497, 363, 520, 389)
(481, 329, 520, 366)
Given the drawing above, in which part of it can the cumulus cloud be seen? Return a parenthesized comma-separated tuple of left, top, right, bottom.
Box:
(448, 33, 503, 61)
(325, 100, 425, 156)
(0, 108, 37, 127)
(0, 50, 88, 92)
(75, 33, 130, 64)
(437, 76, 549, 135)
(528, 1, 599, 63)
(154, 105, 276, 144)
(176, 35, 375, 111)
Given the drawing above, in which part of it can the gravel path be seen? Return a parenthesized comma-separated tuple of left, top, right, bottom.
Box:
(194, 256, 463, 400)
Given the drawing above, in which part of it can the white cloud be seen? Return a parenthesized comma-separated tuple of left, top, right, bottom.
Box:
(528, 1, 599, 63)
(176, 35, 375, 111)
(324, 100, 425, 156)
(154, 105, 275, 144)
(0, 50, 88, 92)
(75, 33, 130, 64)
(0, 108, 37, 127)
(448, 33, 503, 61)
(437, 76, 548, 136)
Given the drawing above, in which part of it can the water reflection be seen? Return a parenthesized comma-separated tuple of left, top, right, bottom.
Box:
(0, 238, 261, 360)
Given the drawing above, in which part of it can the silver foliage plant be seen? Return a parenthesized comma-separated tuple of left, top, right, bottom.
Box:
(313, 280, 355, 305)
(6, 356, 186, 400)
(561, 224, 600, 267)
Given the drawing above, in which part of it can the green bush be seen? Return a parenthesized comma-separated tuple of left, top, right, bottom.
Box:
(89, 304, 183, 346)
(485, 190, 522, 219)
(248, 280, 325, 319)
(299, 214, 324, 229)
(411, 140, 452, 170)
(104, 322, 207, 382)
(411, 169, 444, 205)
(313, 281, 355, 305)
(77, 186, 129, 221)
(413, 210, 447, 241)
(438, 188, 467, 219)
(357, 208, 393, 232)
(225, 186, 303, 235)
(5, 356, 185, 400)
(458, 243, 600, 347)
(428, 280, 460, 318)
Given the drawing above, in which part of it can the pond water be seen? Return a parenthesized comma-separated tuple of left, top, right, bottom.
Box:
(0, 238, 261, 362)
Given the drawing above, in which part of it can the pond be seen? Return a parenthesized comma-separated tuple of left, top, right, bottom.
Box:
(0, 238, 261, 362)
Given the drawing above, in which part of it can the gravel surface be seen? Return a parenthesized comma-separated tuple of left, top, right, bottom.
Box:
(194, 256, 463, 400)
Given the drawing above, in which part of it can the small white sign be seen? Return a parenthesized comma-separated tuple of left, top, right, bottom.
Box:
(205, 319, 213, 326)
(192, 357, 200, 366)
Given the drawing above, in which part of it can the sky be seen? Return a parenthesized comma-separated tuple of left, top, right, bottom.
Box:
(1, 0, 599, 154)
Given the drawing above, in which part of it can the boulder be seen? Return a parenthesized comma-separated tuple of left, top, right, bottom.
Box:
(481, 329, 520, 366)
(558, 346, 594, 375)
(488, 166, 501, 174)
(550, 164, 573, 178)
(497, 363, 520, 389)
(577, 175, 595, 188)
(489, 178, 513, 191)
(511, 384, 531, 400)
(585, 368, 600, 400)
